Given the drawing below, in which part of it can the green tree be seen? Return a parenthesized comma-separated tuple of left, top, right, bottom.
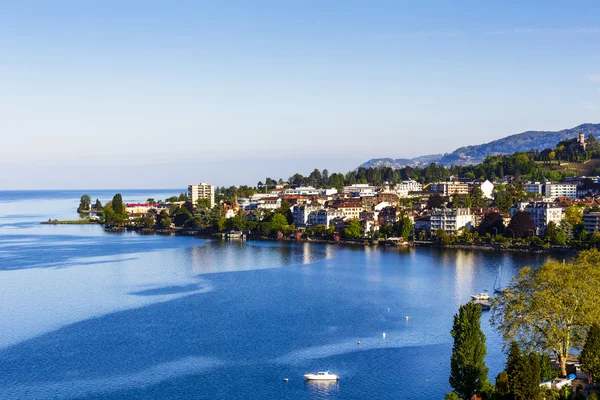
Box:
(581, 323, 600, 383)
(505, 341, 522, 396)
(343, 218, 363, 239)
(78, 194, 91, 212)
(271, 213, 288, 234)
(565, 206, 583, 226)
(449, 302, 488, 400)
(491, 249, 600, 376)
(444, 392, 461, 400)
(478, 212, 505, 237)
(146, 198, 155, 204)
(514, 353, 540, 400)
(134, 216, 155, 228)
(196, 198, 211, 209)
(112, 194, 126, 216)
(159, 215, 172, 228)
(469, 185, 486, 208)
(539, 353, 559, 381)
(94, 199, 103, 210)
(495, 371, 510, 398)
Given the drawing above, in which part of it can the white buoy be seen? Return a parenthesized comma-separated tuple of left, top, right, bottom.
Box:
(357, 340, 361, 345)
(382, 332, 386, 340)
(283, 378, 289, 382)
(387, 308, 390, 312)
(405, 316, 409, 321)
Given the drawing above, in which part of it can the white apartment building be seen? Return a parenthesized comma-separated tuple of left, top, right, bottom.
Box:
(544, 183, 577, 199)
(583, 212, 600, 234)
(188, 183, 215, 207)
(282, 186, 320, 196)
(521, 202, 564, 236)
(430, 208, 472, 235)
(395, 180, 423, 194)
(342, 184, 377, 196)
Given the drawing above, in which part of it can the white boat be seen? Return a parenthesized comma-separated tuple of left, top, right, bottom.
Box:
(304, 370, 339, 381)
(471, 292, 490, 301)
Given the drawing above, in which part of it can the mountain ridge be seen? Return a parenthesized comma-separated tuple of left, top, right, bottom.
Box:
(359, 123, 600, 169)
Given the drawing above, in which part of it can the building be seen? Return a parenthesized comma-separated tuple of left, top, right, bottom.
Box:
(125, 203, 157, 215)
(282, 186, 320, 196)
(478, 180, 495, 199)
(342, 184, 377, 196)
(188, 183, 215, 207)
(395, 180, 423, 197)
(431, 182, 470, 196)
(378, 206, 398, 226)
(307, 209, 345, 228)
(544, 183, 577, 199)
(293, 203, 322, 227)
(430, 208, 472, 235)
(525, 182, 544, 195)
(583, 212, 600, 234)
(414, 216, 431, 235)
(333, 200, 363, 219)
(520, 202, 564, 236)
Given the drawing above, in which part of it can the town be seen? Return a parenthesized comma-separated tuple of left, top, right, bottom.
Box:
(78, 133, 600, 250)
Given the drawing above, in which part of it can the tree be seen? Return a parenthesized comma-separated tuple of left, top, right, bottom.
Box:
(427, 193, 444, 209)
(449, 302, 488, 400)
(78, 194, 91, 212)
(196, 198, 211, 209)
(146, 198, 155, 204)
(134, 216, 155, 228)
(565, 206, 583, 226)
(112, 194, 125, 216)
(495, 371, 510, 398)
(491, 250, 600, 376)
(539, 353, 559, 381)
(581, 323, 600, 383)
(94, 199, 103, 210)
(478, 212, 505, 237)
(469, 185, 486, 208)
(505, 341, 522, 396)
(271, 213, 288, 234)
(343, 219, 363, 239)
(159, 215, 172, 229)
(506, 211, 534, 238)
(517, 353, 540, 400)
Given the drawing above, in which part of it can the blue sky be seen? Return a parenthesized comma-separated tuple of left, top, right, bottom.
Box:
(1, 1, 599, 189)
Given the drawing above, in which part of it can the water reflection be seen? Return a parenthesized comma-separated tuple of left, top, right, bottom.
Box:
(304, 379, 340, 396)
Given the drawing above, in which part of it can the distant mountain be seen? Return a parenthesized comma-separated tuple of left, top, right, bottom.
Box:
(359, 123, 600, 169)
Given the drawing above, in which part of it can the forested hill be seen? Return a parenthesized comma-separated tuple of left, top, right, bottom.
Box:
(360, 123, 600, 169)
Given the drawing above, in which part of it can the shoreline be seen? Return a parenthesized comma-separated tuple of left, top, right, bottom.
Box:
(97, 224, 574, 255)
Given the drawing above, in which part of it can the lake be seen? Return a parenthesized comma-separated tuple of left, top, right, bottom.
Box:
(0, 190, 550, 399)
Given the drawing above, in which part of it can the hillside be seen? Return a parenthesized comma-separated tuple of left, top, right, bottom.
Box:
(360, 123, 600, 169)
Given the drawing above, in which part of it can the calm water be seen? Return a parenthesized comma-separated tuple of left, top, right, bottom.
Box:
(0, 190, 550, 399)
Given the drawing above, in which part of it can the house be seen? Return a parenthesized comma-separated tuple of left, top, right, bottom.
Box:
(544, 183, 577, 199)
(478, 180, 494, 199)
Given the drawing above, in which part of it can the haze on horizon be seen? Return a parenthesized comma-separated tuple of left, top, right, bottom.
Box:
(1, 1, 599, 190)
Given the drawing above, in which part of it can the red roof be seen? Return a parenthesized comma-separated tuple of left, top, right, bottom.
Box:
(126, 203, 157, 207)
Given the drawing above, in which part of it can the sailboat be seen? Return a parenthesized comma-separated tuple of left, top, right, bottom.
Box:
(494, 265, 506, 294)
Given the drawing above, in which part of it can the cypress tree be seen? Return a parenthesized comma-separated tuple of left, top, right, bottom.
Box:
(112, 193, 125, 215)
(505, 341, 522, 396)
(449, 302, 488, 399)
(519, 352, 540, 400)
(581, 323, 600, 383)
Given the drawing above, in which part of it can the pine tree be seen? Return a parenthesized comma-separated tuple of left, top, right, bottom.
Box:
(449, 302, 488, 399)
(581, 323, 600, 382)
